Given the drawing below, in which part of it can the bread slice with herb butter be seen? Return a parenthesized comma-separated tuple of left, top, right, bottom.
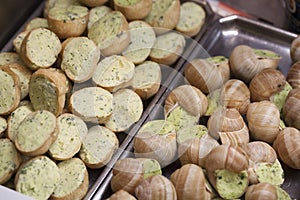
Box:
(79, 125, 119, 169)
(150, 31, 186, 65)
(0, 117, 7, 137)
(13, 31, 29, 54)
(7, 104, 33, 142)
(69, 86, 113, 123)
(143, 0, 180, 34)
(7, 63, 32, 100)
(0, 138, 21, 184)
(48, 5, 89, 39)
(88, 11, 130, 56)
(122, 20, 156, 64)
(176, 2, 206, 37)
(131, 61, 161, 100)
(92, 55, 135, 92)
(60, 37, 100, 83)
(49, 113, 88, 160)
(87, 5, 112, 30)
(43, 0, 82, 18)
(0, 66, 21, 115)
(105, 89, 143, 132)
(51, 158, 89, 200)
(15, 110, 57, 156)
(20, 27, 62, 70)
(29, 68, 69, 116)
(24, 17, 49, 31)
(0, 52, 24, 66)
(15, 156, 60, 200)
(114, 0, 152, 20)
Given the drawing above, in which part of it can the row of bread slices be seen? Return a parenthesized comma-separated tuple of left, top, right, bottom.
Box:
(13, 0, 206, 74)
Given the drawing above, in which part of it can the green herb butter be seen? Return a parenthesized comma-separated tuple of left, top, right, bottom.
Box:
(215, 169, 248, 199)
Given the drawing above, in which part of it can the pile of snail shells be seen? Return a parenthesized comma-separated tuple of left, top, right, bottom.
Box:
(107, 44, 300, 200)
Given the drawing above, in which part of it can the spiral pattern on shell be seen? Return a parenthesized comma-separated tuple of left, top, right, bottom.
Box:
(273, 127, 300, 169)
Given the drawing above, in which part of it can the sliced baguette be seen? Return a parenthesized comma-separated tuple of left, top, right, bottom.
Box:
(7, 104, 34, 142)
(175, 2, 206, 37)
(0, 66, 21, 115)
(7, 63, 32, 100)
(13, 31, 29, 54)
(149, 31, 186, 65)
(15, 156, 60, 200)
(88, 11, 130, 56)
(143, 0, 180, 34)
(29, 68, 68, 116)
(51, 158, 89, 200)
(49, 113, 88, 160)
(79, 125, 119, 169)
(47, 5, 89, 39)
(122, 20, 156, 64)
(105, 89, 143, 132)
(87, 5, 112, 30)
(114, 0, 152, 20)
(60, 37, 100, 83)
(0, 52, 24, 66)
(92, 55, 135, 92)
(20, 28, 62, 70)
(80, 0, 108, 7)
(43, 0, 82, 18)
(15, 110, 57, 156)
(24, 17, 49, 31)
(131, 61, 161, 100)
(0, 138, 21, 184)
(69, 86, 113, 123)
(0, 117, 7, 137)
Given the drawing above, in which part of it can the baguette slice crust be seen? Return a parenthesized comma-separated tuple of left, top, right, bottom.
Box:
(0, 117, 7, 137)
(88, 11, 130, 56)
(92, 55, 135, 92)
(122, 20, 156, 64)
(131, 61, 161, 100)
(0, 138, 21, 184)
(0, 66, 21, 115)
(143, 0, 180, 34)
(176, 2, 206, 37)
(61, 37, 100, 83)
(7, 105, 33, 142)
(80, 0, 108, 7)
(15, 110, 57, 156)
(69, 87, 113, 123)
(20, 28, 62, 70)
(29, 68, 68, 116)
(15, 156, 60, 200)
(24, 17, 49, 31)
(8, 63, 32, 99)
(49, 113, 88, 160)
(150, 31, 186, 65)
(51, 158, 89, 200)
(48, 5, 89, 39)
(0, 52, 24, 66)
(79, 125, 119, 169)
(114, 0, 152, 20)
(105, 89, 143, 132)
(87, 5, 112, 30)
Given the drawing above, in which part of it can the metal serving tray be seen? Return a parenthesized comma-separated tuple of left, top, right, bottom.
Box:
(0, 1, 215, 200)
(95, 15, 300, 200)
